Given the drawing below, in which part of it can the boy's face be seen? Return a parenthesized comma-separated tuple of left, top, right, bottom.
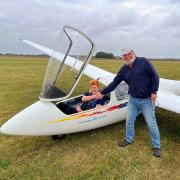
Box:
(90, 85, 99, 94)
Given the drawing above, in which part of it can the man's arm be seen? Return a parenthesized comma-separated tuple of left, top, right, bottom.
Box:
(145, 60, 159, 93)
(145, 60, 159, 103)
(101, 68, 124, 95)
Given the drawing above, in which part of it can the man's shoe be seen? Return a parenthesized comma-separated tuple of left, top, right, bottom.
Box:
(153, 148, 161, 158)
(117, 139, 131, 147)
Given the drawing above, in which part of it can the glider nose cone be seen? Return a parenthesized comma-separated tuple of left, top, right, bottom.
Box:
(0, 123, 10, 135)
(0, 100, 63, 136)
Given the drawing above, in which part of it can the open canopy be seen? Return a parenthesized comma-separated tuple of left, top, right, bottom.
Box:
(39, 25, 95, 101)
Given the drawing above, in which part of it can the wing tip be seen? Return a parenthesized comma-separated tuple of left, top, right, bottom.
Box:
(19, 38, 25, 42)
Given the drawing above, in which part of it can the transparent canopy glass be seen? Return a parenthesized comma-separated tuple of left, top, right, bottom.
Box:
(40, 26, 95, 101)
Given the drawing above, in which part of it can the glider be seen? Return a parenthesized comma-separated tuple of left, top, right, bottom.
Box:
(0, 25, 180, 136)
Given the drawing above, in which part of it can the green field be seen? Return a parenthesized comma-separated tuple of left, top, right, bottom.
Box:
(0, 55, 180, 179)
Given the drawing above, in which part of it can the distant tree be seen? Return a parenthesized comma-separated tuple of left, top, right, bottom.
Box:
(95, 51, 115, 59)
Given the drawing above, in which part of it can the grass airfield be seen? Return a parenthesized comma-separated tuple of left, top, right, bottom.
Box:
(0, 55, 180, 179)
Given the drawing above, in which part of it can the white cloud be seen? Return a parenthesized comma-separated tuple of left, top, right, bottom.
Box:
(0, 0, 179, 58)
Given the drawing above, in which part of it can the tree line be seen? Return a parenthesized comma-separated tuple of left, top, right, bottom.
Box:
(95, 51, 115, 58)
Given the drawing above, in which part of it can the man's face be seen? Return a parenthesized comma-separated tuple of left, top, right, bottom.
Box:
(90, 85, 99, 94)
(122, 50, 135, 65)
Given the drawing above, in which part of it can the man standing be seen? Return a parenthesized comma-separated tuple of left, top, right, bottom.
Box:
(97, 47, 161, 157)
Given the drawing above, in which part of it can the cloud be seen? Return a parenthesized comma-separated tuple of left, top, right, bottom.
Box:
(0, 0, 179, 58)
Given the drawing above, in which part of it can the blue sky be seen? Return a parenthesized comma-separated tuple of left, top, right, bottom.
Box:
(0, 0, 180, 58)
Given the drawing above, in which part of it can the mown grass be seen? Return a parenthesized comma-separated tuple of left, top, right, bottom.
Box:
(0, 55, 180, 179)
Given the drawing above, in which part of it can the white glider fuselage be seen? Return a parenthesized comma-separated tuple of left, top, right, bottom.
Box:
(0, 92, 128, 136)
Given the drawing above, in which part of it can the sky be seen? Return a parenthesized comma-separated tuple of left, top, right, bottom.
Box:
(0, 0, 180, 58)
